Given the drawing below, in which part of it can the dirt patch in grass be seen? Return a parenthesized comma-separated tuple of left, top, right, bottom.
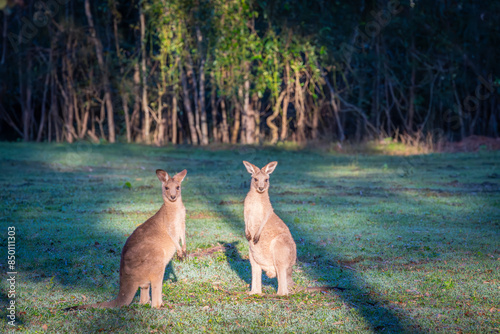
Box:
(188, 243, 227, 258)
(136, 185, 154, 190)
(218, 199, 242, 205)
(100, 208, 127, 215)
(338, 256, 366, 266)
(278, 190, 316, 196)
(422, 190, 455, 197)
(189, 211, 217, 219)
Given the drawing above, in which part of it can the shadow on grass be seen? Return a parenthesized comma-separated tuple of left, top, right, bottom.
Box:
(220, 242, 251, 285)
(0, 291, 25, 327)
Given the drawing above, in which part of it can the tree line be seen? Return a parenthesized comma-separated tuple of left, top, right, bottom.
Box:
(0, 0, 499, 145)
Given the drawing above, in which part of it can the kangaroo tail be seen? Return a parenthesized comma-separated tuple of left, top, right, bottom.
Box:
(64, 280, 138, 311)
(63, 299, 119, 311)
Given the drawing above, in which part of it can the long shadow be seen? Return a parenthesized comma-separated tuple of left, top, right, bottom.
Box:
(220, 241, 251, 285)
(192, 149, 426, 333)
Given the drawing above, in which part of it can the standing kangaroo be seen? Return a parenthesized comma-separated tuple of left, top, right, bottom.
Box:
(66, 169, 187, 310)
(243, 161, 297, 295)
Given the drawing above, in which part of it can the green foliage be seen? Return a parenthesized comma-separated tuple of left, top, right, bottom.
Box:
(1, 0, 500, 144)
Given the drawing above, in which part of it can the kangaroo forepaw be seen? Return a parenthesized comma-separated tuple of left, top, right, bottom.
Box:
(176, 251, 186, 261)
(245, 232, 251, 241)
(253, 235, 260, 244)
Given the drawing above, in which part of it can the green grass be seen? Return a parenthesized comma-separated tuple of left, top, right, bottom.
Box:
(0, 142, 499, 333)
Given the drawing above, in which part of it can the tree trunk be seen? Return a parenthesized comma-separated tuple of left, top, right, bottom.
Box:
(238, 86, 246, 144)
(244, 76, 255, 144)
(186, 53, 202, 142)
(131, 63, 141, 140)
(59, 48, 75, 143)
(84, 0, 115, 142)
(155, 92, 165, 146)
(24, 51, 33, 141)
(322, 71, 345, 142)
(220, 98, 230, 144)
(1, 12, 6, 65)
(210, 72, 218, 142)
(36, 72, 50, 142)
(267, 90, 286, 144)
(407, 41, 416, 133)
(231, 97, 241, 144)
(172, 95, 178, 144)
(195, 25, 209, 145)
(179, 63, 199, 145)
(49, 68, 58, 142)
(311, 99, 319, 140)
(139, 5, 150, 144)
(294, 68, 306, 143)
(199, 59, 209, 145)
(280, 62, 291, 141)
(452, 80, 466, 140)
(252, 93, 260, 143)
(112, 2, 131, 143)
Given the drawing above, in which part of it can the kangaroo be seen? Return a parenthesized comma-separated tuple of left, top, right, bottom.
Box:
(243, 161, 296, 296)
(66, 169, 187, 310)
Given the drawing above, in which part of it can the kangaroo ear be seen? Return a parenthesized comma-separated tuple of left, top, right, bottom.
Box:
(156, 169, 169, 183)
(243, 161, 259, 175)
(174, 169, 187, 182)
(262, 161, 278, 175)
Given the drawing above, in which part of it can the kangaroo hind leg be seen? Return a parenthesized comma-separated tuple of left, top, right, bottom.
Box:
(276, 265, 290, 296)
(114, 279, 139, 307)
(249, 251, 263, 294)
(139, 283, 150, 304)
(150, 274, 164, 309)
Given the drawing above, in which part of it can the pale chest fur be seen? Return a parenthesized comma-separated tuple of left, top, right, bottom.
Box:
(162, 202, 185, 241)
(244, 192, 271, 237)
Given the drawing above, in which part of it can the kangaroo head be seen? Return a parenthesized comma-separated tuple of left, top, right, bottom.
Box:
(243, 161, 278, 193)
(156, 169, 187, 202)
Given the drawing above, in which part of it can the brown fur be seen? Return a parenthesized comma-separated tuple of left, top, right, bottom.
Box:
(66, 169, 187, 310)
(242, 161, 297, 296)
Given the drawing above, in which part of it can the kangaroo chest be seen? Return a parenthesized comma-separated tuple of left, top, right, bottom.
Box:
(244, 198, 267, 235)
(169, 210, 185, 238)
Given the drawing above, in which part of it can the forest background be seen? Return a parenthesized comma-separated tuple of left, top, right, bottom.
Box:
(0, 0, 499, 146)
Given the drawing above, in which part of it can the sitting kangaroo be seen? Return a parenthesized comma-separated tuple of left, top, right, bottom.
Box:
(243, 161, 297, 295)
(66, 169, 187, 310)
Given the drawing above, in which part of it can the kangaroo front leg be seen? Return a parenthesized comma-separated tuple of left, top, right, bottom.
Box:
(180, 224, 187, 258)
(249, 251, 262, 294)
(253, 211, 272, 244)
(169, 233, 184, 260)
(245, 230, 252, 241)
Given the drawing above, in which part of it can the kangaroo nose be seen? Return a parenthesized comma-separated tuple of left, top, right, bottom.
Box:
(171, 196, 176, 200)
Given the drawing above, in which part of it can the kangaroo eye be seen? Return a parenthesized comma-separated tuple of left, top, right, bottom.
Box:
(265, 179, 268, 182)
(165, 187, 169, 190)
(254, 178, 258, 182)
(176, 186, 180, 190)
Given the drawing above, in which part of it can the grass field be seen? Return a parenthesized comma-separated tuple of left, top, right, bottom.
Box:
(0, 142, 499, 333)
